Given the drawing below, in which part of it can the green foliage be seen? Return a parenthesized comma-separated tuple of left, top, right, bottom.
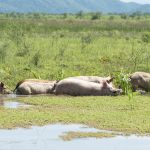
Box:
(76, 11, 84, 19)
(120, 14, 128, 19)
(63, 13, 68, 19)
(130, 11, 142, 19)
(0, 15, 149, 88)
(31, 51, 41, 67)
(116, 70, 134, 109)
(1, 95, 150, 134)
(142, 33, 150, 43)
(91, 12, 102, 20)
(116, 70, 132, 95)
(109, 15, 114, 20)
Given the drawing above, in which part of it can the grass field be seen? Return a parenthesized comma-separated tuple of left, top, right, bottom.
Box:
(0, 14, 149, 135)
(0, 13, 149, 89)
(0, 94, 149, 135)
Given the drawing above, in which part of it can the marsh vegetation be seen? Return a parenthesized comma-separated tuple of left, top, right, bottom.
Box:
(0, 13, 149, 89)
(0, 13, 149, 134)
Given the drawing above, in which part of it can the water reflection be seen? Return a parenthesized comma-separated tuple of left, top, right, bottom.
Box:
(0, 124, 150, 150)
(0, 95, 31, 109)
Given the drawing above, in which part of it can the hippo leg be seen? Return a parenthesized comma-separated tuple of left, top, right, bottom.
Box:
(16, 86, 31, 95)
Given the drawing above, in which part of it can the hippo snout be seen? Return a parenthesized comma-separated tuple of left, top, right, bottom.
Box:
(112, 89, 123, 96)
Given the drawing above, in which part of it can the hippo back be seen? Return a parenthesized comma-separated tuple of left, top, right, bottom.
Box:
(15, 79, 57, 95)
(66, 76, 114, 85)
(55, 78, 121, 96)
(130, 72, 150, 92)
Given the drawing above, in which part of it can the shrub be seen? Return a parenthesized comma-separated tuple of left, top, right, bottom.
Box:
(91, 12, 102, 20)
(120, 14, 128, 19)
(116, 70, 132, 95)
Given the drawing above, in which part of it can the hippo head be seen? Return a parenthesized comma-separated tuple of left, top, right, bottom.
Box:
(0, 82, 12, 94)
(106, 77, 114, 83)
(102, 81, 122, 96)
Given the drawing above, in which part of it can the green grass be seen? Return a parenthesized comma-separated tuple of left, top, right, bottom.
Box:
(60, 132, 116, 141)
(0, 95, 150, 135)
(0, 17, 150, 89)
(0, 14, 149, 137)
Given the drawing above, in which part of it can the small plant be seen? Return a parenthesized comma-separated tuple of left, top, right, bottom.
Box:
(116, 70, 131, 95)
(31, 51, 41, 66)
(81, 34, 93, 50)
(142, 33, 150, 43)
(16, 47, 29, 57)
(56, 68, 65, 80)
(116, 70, 134, 109)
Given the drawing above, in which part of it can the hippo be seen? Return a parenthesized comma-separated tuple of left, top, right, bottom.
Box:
(66, 76, 114, 84)
(54, 78, 122, 96)
(130, 72, 150, 92)
(0, 82, 12, 94)
(14, 79, 57, 95)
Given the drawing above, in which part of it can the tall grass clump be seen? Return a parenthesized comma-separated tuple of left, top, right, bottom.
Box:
(31, 51, 41, 67)
(116, 70, 131, 95)
(116, 70, 134, 109)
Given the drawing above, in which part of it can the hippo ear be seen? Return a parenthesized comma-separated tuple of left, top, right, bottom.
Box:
(0, 82, 4, 88)
(106, 77, 114, 84)
(102, 81, 108, 88)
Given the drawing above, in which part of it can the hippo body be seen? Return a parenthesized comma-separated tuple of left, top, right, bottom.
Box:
(14, 79, 57, 95)
(54, 78, 121, 96)
(67, 76, 113, 84)
(130, 72, 150, 92)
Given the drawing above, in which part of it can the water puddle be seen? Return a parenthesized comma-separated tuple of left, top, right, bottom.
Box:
(2, 101, 31, 109)
(0, 124, 150, 150)
(0, 95, 31, 109)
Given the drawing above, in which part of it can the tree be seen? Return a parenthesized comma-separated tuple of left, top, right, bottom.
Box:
(120, 14, 128, 19)
(91, 12, 102, 20)
(63, 13, 68, 19)
(76, 11, 84, 19)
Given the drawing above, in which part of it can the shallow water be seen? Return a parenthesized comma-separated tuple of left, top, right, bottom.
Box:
(0, 94, 31, 108)
(0, 124, 150, 150)
(0, 94, 56, 108)
(2, 101, 31, 109)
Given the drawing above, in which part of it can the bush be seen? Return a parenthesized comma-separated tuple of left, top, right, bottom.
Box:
(120, 14, 128, 19)
(91, 12, 102, 20)
(116, 70, 132, 95)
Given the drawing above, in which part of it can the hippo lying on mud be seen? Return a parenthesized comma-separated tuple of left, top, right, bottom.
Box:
(130, 72, 150, 92)
(67, 76, 114, 84)
(14, 79, 57, 95)
(64, 76, 115, 89)
(0, 82, 12, 94)
(54, 78, 122, 96)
